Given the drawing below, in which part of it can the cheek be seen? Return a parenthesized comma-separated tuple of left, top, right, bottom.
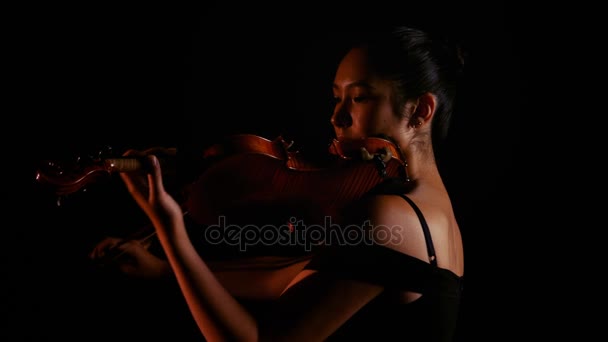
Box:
(350, 107, 375, 134)
(360, 104, 395, 134)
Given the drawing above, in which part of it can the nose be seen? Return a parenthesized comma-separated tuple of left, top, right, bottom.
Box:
(330, 103, 352, 128)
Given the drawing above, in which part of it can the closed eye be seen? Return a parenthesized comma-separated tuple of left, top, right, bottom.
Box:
(353, 96, 370, 103)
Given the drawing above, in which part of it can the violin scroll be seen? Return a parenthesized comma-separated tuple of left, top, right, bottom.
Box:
(34, 150, 125, 196)
(34, 147, 176, 196)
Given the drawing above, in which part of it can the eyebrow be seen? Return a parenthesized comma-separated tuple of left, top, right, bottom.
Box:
(332, 80, 375, 91)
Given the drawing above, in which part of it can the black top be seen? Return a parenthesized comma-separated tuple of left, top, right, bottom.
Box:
(304, 178, 464, 341)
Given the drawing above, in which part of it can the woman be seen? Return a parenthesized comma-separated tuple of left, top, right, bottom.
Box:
(92, 25, 465, 341)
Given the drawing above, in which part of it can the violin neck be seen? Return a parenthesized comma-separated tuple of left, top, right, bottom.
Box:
(104, 157, 146, 172)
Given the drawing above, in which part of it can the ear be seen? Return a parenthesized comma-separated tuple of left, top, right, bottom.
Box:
(409, 92, 437, 128)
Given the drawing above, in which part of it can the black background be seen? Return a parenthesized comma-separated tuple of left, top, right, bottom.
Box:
(7, 1, 554, 340)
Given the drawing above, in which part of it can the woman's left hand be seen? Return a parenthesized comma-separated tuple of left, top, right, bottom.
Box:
(119, 149, 184, 236)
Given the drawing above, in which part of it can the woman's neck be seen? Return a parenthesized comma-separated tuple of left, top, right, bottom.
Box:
(400, 143, 445, 189)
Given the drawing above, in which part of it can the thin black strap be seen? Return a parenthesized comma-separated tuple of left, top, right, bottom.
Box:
(398, 195, 437, 266)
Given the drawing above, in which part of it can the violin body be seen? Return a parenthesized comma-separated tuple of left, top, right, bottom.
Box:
(185, 135, 409, 227)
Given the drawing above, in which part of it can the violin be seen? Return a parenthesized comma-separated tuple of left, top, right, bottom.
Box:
(36, 135, 409, 197)
(35, 134, 412, 260)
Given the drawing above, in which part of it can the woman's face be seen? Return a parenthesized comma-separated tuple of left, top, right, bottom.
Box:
(331, 47, 405, 141)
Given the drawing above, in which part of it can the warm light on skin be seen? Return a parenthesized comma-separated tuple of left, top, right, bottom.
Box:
(331, 47, 406, 141)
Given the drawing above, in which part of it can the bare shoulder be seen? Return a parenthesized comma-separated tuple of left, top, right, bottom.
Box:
(353, 192, 464, 275)
(350, 194, 451, 260)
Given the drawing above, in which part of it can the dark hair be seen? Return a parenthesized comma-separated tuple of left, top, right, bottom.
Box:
(346, 25, 466, 148)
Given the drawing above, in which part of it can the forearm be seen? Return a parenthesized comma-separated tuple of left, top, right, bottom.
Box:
(156, 216, 258, 342)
